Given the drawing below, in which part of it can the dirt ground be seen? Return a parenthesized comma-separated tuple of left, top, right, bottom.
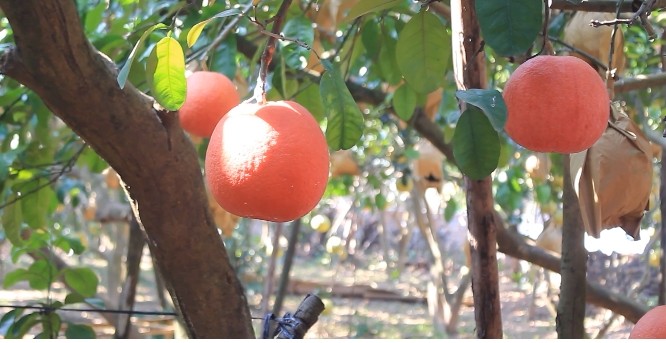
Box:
(0, 246, 638, 339)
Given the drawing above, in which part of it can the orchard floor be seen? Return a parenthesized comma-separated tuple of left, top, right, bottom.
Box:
(0, 250, 637, 339)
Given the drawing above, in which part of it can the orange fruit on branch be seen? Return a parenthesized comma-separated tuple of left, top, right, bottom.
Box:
(630, 305, 666, 338)
(503, 55, 610, 154)
(178, 71, 241, 138)
(205, 100, 330, 222)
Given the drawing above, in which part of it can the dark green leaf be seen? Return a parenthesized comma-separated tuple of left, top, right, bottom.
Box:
(344, 0, 403, 23)
(2, 194, 24, 246)
(117, 23, 167, 89)
(455, 89, 507, 132)
(452, 107, 501, 180)
(0, 309, 24, 336)
(476, 0, 543, 56)
(146, 36, 187, 111)
(396, 11, 450, 94)
(280, 15, 314, 70)
(63, 267, 99, 298)
(392, 83, 417, 121)
(65, 323, 96, 339)
(64, 293, 86, 305)
(40, 312, 61, 339)
(361, 18, 382, 61)
(84, 0, 106, 34)
(319, 61, 364, 150)
(211, 35, 238, 79)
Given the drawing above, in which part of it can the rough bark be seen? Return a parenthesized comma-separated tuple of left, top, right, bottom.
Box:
(451, 0, 503, 338)
(0, 0, 254, 338)
(556, 155, 587, 338)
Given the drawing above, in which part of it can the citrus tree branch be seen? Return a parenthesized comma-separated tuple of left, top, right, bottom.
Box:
(0, 0, 254, 338)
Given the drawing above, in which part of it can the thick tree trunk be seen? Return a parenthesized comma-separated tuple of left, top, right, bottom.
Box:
(0, 0, 254, 338)
(557, 155, 587, 338)
(451, 0, 503, 338)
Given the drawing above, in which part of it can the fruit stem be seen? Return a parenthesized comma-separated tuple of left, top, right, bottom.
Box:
(254, 0, 293, 105)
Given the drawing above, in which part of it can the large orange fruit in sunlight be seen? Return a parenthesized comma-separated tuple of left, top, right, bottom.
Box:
(630, 305, 666, 338)
(205, 100, 330, 222)
(503, 55, 610, 153)
(178, 71, 240, 138)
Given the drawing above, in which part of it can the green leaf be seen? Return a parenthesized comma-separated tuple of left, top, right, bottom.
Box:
(455, 89, 507, 132)
(392, 83, 417, 121)
(2, 195, 24, 246)
(54, 236, 86, 255)
(40, 312, 62, 339)
(187, 8, 242, 48)
(211, 35, 238, 79)
(452, 107, 501, 180)
(27, 259, 58, 290)
(0, 309, 24, 336)
(279, 15, 314, 70)
(146, 36, 187, 111)
(396, 11, 450, 94)
(319, 61, 365, 150)
(535, 184, 552, 205)
(63, 267, 99, 298)
(117, 23, 167, 89)
(3, 268, 30, 288)
(65, 323, 96, 339)
(375, 193, 387, 210)
(84, 0, 106, 34)
(377, 34, 401, 86)
(64, 293, 86, 305)
(476, 0, 543, 56)
(6, 312, 40, 338)
(294, 83, 325, 122)
(361, 18, 382, 61)
(21, 179, 57, 229)
(444, 199, 458, 222)
(344, 0, 403, 23)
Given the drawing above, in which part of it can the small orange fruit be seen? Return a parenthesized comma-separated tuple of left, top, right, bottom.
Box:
(205, 100, 330, 222)
(630, 305, 666, 338)
(503, 55, 610, 154)
(178, 71, 241, 138)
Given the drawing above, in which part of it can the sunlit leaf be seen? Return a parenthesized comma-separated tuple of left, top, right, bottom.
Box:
(117, 23, 167, 89)
(146, 36, 187, 111)
(187, 8, 243, 48)
(319, 61, 364, 150)
(396, 11, 450, 94)
(280, 15, 314, 70)
(452, 106, 501, 180)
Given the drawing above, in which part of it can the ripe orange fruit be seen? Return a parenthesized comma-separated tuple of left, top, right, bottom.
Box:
(178, 71, 240, 138)
(503, 55, 610, 154)
(205, 100, 330, 222)
(630, 305, 666, 338)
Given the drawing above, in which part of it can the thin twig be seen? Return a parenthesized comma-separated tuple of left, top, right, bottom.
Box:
(591, 0, 658, 40)
(253, 0, 293, 104)
(196, 2, 254, 63)
(547, 35, 608, 71)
